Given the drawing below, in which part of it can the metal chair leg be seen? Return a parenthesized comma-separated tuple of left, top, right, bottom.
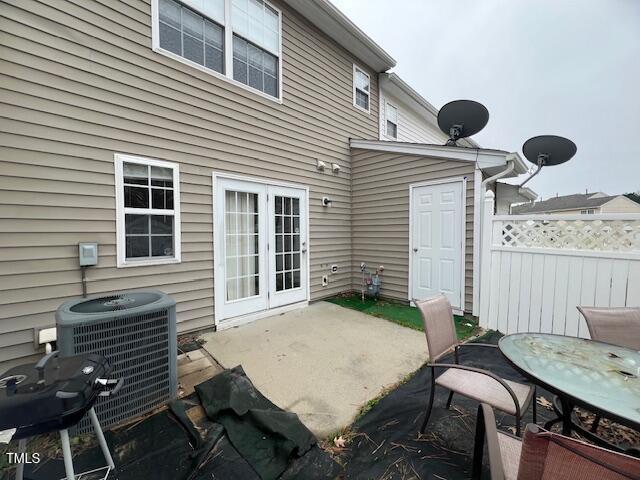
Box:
(471, 406, 486, 480)
(591, 414, 601, 433)
(515, 414, 521, 437)
(445, 391, 454, 410)
(532, 387, 537, 424)
(420, 376, 436, 434)
(15, 438, 26, 480)
(88, 407, 115, 470)
(59, 429, 76, 480)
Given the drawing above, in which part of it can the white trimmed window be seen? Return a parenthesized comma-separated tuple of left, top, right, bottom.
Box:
(153, 0, 282, 100)
(581, 209, 595, 214)
(386, 103, 398, 139)
(115, 154, 181, 267)
(353, 65, 370, 112)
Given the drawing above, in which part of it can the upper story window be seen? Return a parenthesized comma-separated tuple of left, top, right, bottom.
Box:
(153, 0, 282, 101)
(353, 65, 370, 112)
(115, 154, 182, 267)
(386, 103, 398, 139)
(581, 209, 595, 214)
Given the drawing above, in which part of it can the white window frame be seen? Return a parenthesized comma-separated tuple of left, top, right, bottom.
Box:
(151, 0, 283, 103)
(352, 64, 371, 113)
(114, 153, 182, 268)
(385, 102, 398, 139)
(581, 209, 595, 214)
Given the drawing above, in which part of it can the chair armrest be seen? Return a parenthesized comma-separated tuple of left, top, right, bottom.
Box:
(428, 363, 523, 419)
(473, 403, 506, 480)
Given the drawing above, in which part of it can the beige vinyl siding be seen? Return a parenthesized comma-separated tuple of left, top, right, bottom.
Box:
(351, 149, 475, 312)
(0, 0, 379, 367)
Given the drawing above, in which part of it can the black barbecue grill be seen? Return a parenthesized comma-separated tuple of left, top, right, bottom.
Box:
(0, 351, 122, 480)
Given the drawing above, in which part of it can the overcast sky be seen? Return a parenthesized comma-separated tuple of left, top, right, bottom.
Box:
(331, 0, 640, 200)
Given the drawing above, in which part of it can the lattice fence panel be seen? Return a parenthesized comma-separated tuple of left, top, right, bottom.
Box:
(500, 219, 640, 251)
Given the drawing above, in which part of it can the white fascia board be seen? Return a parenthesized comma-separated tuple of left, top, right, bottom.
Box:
(283, 0, 396, 71)
(350, 139, 509, 169)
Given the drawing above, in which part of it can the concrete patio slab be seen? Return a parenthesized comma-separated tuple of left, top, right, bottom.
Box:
(200, 301, 427, 438)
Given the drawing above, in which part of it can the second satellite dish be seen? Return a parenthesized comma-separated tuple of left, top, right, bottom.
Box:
(437, 100, 489, 146)
(520, 135, 577, 187)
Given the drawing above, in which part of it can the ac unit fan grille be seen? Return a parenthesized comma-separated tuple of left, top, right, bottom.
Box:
(72, 309, 172, 433)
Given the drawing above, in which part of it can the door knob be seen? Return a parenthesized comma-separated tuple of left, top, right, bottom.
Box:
(413, 248, 418, 252)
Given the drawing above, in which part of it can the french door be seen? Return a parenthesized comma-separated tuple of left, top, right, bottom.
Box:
(214, 177, 308, 323)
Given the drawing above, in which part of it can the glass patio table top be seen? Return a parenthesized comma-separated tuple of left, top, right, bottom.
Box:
(499, 333, 640, 428)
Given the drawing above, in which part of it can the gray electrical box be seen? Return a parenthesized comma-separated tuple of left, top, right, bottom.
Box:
(78, 242, 98, 266)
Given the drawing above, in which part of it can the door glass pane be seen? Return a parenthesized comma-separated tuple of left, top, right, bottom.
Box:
(225, 190, 259, 301)
(274, 195, 301, 292)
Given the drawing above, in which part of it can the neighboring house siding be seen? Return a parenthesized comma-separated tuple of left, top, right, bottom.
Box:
(600, 196, 640, 213)
(379, 91, 447, 144)
(0, 0, 379, 367)
(351, 149, 475, 312)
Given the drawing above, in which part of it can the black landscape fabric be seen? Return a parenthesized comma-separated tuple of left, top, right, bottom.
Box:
(340, 332, 553, 479)
(195, 365, 317, 480)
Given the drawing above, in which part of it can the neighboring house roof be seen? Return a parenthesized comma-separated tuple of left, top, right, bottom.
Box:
(350, 139, 528, 177)
(512, 193, 620, 214)
(379, 73, 479, 148)
(283, 0, 396, 72)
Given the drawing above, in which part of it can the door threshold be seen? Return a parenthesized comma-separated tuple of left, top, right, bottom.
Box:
(216, 301, 309, 330)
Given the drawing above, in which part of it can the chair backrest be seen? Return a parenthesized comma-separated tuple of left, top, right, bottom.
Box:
(517, 424, 640, 480)
(414, 295, 457, 361)
(576, 306, 640, 350)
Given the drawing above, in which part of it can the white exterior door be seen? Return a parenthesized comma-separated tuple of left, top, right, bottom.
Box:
(268, 186, 308, 308)
(411, 181, 464, 310)
(214, 177, 308, 324)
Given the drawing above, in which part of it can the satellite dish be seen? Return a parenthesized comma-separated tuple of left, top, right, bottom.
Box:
(437, 100, 489, 146)
(520, 135, 576, 187)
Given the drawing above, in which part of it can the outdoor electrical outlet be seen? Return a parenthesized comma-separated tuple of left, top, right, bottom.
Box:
(330, 264, 338, 274)
(322, 275, 328, 286)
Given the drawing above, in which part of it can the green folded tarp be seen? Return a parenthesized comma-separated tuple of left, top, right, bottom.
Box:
(195, 365, 316, 480)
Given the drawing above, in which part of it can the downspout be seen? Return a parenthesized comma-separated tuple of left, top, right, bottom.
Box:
(477, 155, 516, 315)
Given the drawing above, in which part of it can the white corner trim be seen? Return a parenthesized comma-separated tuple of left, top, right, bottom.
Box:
(114, 153, 182, 268)
(352, 63, 371, 114)
(151, 0, 284, 104)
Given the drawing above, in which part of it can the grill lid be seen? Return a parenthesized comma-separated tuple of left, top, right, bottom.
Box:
(69, 292, 163, 313)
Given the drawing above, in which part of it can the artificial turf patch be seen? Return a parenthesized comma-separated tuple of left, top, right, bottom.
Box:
(326, 293, 479, 340)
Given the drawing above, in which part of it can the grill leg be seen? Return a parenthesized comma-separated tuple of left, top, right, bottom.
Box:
(59, 429, 75, 480)
(89, 407, 115, 470)
(15, 438, 27, 480)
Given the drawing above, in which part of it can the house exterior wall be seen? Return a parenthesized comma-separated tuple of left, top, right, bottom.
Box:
(379, 90, 447, 144)
(351, 149, 475, 312)
(0, 0, 380, 368)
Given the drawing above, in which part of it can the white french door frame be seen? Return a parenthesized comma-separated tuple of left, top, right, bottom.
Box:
(212, 172, 310, 327)
(408, 177, 467, 314)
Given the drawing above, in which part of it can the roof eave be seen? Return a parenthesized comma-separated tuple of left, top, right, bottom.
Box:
(283, 0, 396, 72)
(350, 139, 517, 173)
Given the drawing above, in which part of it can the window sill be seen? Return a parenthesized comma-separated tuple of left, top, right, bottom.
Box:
(117, 257, 181, 268)
(153, 46, 283, 104)
(352, 102, 371, 115)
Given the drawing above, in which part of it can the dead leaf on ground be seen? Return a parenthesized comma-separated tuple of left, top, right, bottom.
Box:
(536, 396, 553, 409)
(333, 436, 347, 448)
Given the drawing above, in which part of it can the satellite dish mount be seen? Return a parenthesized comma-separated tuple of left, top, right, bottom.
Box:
(437, 100, 489, 146)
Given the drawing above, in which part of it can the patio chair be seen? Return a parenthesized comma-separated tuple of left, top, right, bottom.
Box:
(576, 306, 640, 351)
(415, 295, 535, 436)
(472, 403, 640, 480)
(576, 306, 640, 433)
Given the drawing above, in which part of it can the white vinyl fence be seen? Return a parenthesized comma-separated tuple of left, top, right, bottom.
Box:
(479, 192, 640, 337)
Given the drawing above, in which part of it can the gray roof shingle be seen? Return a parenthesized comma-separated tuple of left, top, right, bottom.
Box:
(512, 193, 616, 214)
